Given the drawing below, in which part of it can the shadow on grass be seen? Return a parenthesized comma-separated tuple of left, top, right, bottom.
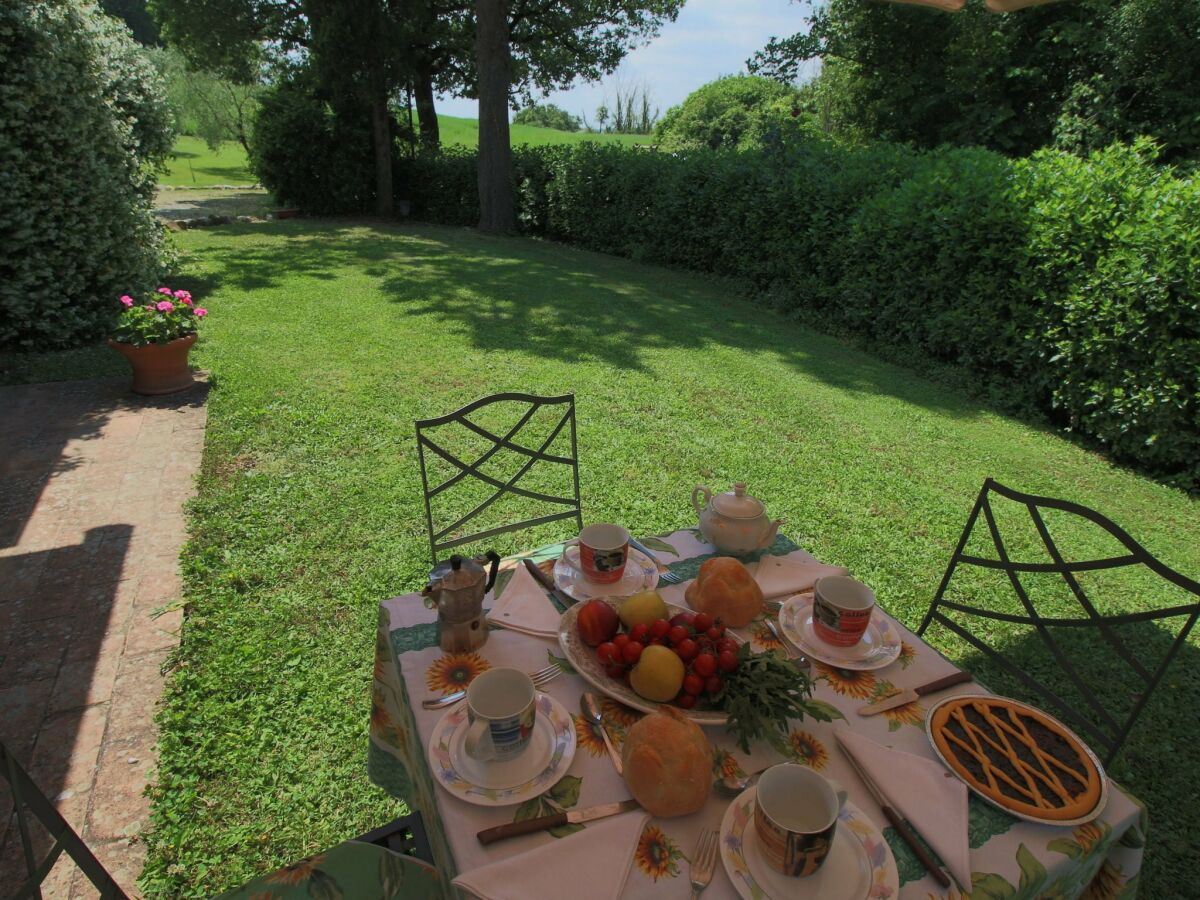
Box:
(155, 191, 272, 222)
(187, 221, 983, 420)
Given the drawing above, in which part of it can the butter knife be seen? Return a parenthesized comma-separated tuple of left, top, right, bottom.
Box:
(522, 558, 578, 610)
(477, 799, 640, 845)
(856, 671, 974, 716)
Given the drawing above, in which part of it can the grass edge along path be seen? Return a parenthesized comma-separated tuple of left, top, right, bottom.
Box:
(141, 220, 1198, 896)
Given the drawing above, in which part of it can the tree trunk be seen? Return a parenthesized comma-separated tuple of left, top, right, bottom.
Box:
(371, 86, 394, 217)
(475, 0, 515, 233)
(415, 64, 440, 151)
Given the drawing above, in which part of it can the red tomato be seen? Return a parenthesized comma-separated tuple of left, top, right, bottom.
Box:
(650, 618, 671, 639)
(669, 612, 695, 628)
(705, 675, 723, 694)
(706, 626, 723, 642)
(676, 692, 697, 709)
(605, 663, 626, 679)
(676, 638, 699, 663)
(667, 625, 689, 645)
(613, 633, 630, 649)
(622, 641, 644, 665)
(693, 653, 717, 678)
(596, 642, 618, 664)
(683, 674, 704, 696)
(718, 649, 738, 672)
(629, 623, 650, 643)
(717, 637, 739, 655)
(692, 612, 714, 632)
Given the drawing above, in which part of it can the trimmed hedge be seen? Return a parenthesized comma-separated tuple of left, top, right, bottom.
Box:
(0, 0, 173, 349)
(396, 140, 1199, 490)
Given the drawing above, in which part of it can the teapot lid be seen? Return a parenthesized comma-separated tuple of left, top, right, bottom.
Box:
(429, 554, 486, 591)
(711, 482, 765, 519)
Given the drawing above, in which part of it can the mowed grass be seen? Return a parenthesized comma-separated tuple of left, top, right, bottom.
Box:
(142, 221, 1200, 896)
(161, 136, 258, 186)
(435, 113, 651, 147)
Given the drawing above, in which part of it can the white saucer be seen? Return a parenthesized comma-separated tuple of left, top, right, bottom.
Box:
(720, 786, 899, 900)
(428, 693, 576, 807)
(553, 544, 658, 601)
(779, 593, 902, 671)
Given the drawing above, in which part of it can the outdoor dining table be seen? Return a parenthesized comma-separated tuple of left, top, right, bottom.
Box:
(368, 529, 1148, 899)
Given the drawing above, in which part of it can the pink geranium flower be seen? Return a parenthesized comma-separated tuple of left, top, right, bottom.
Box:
(193, 307, 208, 317)
(173, 290, 192, 305)
(119, 295, 134, 307)
(156, 300, 174, 311)
(157, 287, 173, 295)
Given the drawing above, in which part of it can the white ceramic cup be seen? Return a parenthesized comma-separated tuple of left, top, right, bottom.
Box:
(462, 668, 537, 762)
(812, 575, 876, 647)
(754, 764, 848, 877)
(567, 523, 630, 584)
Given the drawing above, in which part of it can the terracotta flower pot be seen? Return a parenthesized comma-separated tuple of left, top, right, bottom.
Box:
(108, 334, 197, 395)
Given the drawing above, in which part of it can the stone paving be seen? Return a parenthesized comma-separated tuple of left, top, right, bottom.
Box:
(0, 376, 208, 897)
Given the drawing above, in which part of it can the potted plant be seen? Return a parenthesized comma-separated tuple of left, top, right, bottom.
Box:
(108, 287, 208, 395)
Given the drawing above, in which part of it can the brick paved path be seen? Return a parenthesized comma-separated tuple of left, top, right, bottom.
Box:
(0, 376, 208, 897)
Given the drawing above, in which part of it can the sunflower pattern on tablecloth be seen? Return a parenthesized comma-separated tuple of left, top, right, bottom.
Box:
(787, 729, 829, 769)
(814, 662, 877, 699)
(425, 652, 489, 694)
(571, 713, 607, 757)
(634, 824, 684, 881)
(864, 679, 926, 731)
(751, 618, 783, 652)
(897, 641, 917, 668)
(713, 748, 747, 782)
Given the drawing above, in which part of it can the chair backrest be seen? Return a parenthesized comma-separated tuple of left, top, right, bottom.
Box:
(917, 478, 1200, 766)
(415, 393, 583, 564)
(1, 739, 128, 900)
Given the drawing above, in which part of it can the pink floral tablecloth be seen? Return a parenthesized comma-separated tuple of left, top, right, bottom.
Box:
(368, 529, 1146, 899)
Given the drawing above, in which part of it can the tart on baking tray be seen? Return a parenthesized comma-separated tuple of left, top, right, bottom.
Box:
(929, 696, 1103, 821)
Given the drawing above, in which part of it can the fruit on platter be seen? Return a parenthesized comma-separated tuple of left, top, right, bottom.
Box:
(576, 598, 620, 647)
(629, 645, 686, 702)
(621, 706, 712, 817)
(618, 590, 669, 629)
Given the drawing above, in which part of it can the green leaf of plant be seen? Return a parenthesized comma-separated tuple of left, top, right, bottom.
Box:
(548, 650, 576, 674)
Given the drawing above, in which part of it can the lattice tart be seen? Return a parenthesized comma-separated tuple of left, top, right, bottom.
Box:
(928, 695, 1104, 822)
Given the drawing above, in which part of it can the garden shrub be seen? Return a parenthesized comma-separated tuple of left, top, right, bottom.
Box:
(394, 139, 1199, 490)
(0, 0, 174, 349)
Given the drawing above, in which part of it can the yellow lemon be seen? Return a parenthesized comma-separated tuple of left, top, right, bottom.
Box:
(618, 590, 669, 629)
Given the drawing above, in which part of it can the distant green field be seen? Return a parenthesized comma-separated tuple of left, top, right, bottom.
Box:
(161, 135, 258, 186)
(161, 117, 648, 187)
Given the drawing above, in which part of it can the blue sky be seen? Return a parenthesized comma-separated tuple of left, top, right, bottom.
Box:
(435, 0, 817, 123)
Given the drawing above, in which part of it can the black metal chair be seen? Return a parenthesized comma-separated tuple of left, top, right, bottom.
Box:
(917, 478, 1200, 766)
(1, 738, 436, 899)
(415, 393, 583, 564)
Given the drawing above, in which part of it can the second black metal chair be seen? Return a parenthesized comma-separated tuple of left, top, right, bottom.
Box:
(918, 478, 1200, 766)
(415, 393, 583, 564)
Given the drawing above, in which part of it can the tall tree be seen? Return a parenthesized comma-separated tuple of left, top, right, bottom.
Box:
(475, 0, 514, 231)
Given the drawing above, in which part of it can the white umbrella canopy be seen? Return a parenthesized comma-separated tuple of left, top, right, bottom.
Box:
(881, 0, 1064, 10)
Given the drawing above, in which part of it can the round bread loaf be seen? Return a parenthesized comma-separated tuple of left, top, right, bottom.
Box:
(684, 557, 764, 627)
(621, 706, 711, 817)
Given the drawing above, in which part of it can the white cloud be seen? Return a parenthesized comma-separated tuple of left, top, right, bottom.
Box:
(436, 0, 812, 121)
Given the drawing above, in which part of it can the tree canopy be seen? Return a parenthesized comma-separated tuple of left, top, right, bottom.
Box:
(749, 0, 1200, 161)
(654, 75, 800, 151)
(513, 103, 582, 131)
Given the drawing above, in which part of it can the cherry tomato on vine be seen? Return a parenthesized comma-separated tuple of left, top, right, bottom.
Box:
(683, 674, 705, 696)
(676, 638, 699, 663)
(693, 653, 717, 678)
(692, 612, 714, 632)
(650, 618, 671, 640)
(622, 641, 644, 665)
(705, 675, 723, 695)
(718, 649, 739, 672)
(667, 625, 689, 645)
(596, 642, 618, 664)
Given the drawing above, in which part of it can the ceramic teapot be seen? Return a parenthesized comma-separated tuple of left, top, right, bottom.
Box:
(423, 550, 500, 653)
(691, 482, 784, 556)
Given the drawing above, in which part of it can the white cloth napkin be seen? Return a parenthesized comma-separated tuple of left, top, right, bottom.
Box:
(750, 556, 850, 600)
(452, 811, 649, 900)
(836, 726, 971, 888)
(486, 561, 562, 638)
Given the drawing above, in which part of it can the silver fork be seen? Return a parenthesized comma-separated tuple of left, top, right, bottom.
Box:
(689, 829, 718, 899)
(421, 664, 561, 710)
(764, 617, 811, 673)
(629, 537, 683, 584)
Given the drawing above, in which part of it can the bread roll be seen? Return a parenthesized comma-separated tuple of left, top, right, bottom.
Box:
(685, 557, 763, 627)
(621, 707, 711, 817)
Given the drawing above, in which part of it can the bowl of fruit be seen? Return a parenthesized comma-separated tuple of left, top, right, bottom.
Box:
(558, 590, 744, 726)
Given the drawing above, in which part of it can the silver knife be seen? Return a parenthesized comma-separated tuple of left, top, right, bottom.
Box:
(857, 671, 974, 716)
(477, 799, 640, 845)
(522, 558, 578, 609)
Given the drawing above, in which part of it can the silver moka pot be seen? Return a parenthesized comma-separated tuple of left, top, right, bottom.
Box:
(423, 550, 501, 653)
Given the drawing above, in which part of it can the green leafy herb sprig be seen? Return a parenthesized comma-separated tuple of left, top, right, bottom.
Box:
(714, 643, 821, 754)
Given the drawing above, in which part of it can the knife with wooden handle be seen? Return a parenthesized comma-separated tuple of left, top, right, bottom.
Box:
(857, 671, 974, 716)
(477, 799, 640, 845)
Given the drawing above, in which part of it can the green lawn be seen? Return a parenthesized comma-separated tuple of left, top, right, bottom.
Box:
(160, 136, 258, 186)
(139, 221, 1199, 896)
(435, 113, 650, 148)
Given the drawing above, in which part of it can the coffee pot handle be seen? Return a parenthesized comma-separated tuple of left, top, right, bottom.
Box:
(483, 550, 501, 592)
(692, 485, 712, 516)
